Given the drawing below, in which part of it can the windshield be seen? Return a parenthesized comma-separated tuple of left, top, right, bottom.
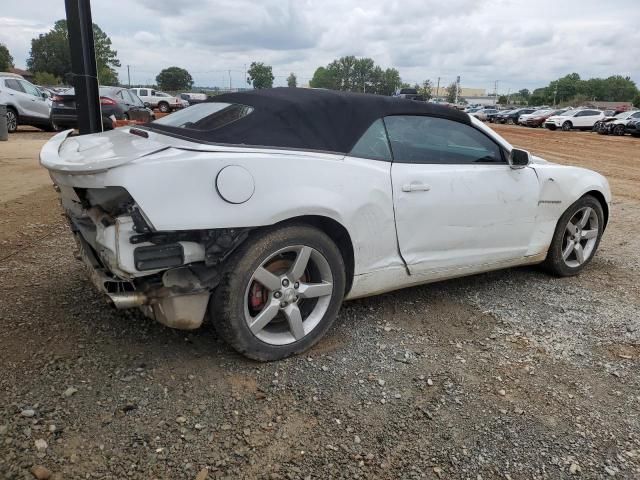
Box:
(151, 102, 253, 131)
(615, 111, 632, 119)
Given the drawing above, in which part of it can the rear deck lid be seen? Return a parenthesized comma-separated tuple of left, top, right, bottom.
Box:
(40, 128, 171, 174)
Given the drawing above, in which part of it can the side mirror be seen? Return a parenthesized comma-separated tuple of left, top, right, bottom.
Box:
(508, 148, 531, 168)
(42, 92, 48, 99)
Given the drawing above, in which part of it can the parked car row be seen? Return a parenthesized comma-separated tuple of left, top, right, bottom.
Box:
(469, 102, 640, 135)
(593, 110, 640, 136)
(51, 86, 156, 130)
(1, 70, 213, 133)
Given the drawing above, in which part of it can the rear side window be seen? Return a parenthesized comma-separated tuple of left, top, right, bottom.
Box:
(152, 102, 253, 131)
(138, 89, 148, 96)
(349, 119, 392, 161)
(384, 115, 504, 164)
(5, 79, 24, 92)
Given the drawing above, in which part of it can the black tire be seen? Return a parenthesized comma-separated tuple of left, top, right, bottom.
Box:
(613, 124, 625, 136)
(561, 121, 572, 131)
(542, 195, 604, 277)
(158, 102, 170, 113)
(507, 118, 515, 125)
(546, 124, 556, 131)
(6, 107, 18, 133)
(210, 224, 347, 361)
(102, 116, 114, 131)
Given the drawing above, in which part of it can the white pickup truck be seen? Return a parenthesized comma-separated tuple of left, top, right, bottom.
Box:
(129, 88, 187, 113)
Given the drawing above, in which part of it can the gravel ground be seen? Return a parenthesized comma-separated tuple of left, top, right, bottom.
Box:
(1, 126, 639, 479)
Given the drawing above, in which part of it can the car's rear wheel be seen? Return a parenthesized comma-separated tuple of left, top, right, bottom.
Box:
(211, 225, 346, 361)
(507, 118, 515, 125)
(158, 102, 170, 113)
(543, 195, 604, 277)
(6, 107, 17, 133)
(562, 121, 572, 131)
(546, 124, 556, 131)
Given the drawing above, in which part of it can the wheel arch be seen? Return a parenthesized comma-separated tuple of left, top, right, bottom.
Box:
(584, 189, 609, 230)
(270, 215, 355, 295)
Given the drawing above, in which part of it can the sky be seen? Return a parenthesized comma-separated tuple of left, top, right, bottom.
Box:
(1, 0, 639, 93)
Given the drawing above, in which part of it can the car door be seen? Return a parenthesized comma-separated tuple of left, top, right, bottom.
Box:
(387, 115, 540, 275)
(19, 80, 50, 120)
(575, 110, 600, 127)
(3, 78, 33, 116)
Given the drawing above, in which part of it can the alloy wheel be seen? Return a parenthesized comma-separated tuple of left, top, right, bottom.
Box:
(561, 207, 599, 268)
(6, 110, 17, 132)
(244, 245, 334, 346)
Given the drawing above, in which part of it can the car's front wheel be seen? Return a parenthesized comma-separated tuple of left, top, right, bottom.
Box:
(158, 102, 170, 113)
(561, 121, 572, 131)
(543, 195, 604, 277)
(211, 225, 346, 361)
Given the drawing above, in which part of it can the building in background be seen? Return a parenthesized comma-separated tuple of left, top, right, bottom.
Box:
(9, 67, 34, 82)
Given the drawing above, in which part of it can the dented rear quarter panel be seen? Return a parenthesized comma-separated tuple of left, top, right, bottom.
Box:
(49, 146, 403, 277)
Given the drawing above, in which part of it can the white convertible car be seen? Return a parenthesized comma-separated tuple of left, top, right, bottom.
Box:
(40, 88, 610, 360)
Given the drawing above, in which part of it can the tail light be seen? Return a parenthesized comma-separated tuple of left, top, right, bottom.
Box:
(100, 96, 116, 105)
(52, 95, 64, 102)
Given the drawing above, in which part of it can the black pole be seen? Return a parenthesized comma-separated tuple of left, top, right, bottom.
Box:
(65, 0, 102, 134)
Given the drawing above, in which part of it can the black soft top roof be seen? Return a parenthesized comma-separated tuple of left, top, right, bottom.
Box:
(149, 87, 471, 154)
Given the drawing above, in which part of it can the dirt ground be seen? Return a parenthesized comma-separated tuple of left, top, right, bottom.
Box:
(0, 125, 639, 479)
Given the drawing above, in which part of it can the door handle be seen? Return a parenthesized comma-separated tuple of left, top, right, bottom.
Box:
(402, 182, 431, 192)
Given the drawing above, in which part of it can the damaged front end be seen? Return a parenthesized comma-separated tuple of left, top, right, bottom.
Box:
(41, 129, 248, 330)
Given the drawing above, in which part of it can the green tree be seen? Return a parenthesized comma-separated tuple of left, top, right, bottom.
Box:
(446, 82, 458, 103)
(600, 75, 638, 101)
(498, 95, 508, 105)
(310, 56, 401, 95)
(309, 66, 336, 89)
(247, 62, 274, 89)
(156, 66, 193, 91)
(376, 68, 402, 95)
(518, 88, 530, 100)
(286, 72, 297, 88)
(0, 43, 14, 71)
(418, 79, 433, 100)
(27, 20, 120, 85)
(33, 71, 61, 86)
(633, 94, 640, 109)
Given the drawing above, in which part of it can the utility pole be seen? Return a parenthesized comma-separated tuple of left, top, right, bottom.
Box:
(65, 0, 101, 134)
(454, 75, 460, 105)
(228, 70, 232, 90)
(553, 86, 558, 107)
(436, 77, 440, 100)
(494, 80, 498, 105)
(127, 65, 131, 87)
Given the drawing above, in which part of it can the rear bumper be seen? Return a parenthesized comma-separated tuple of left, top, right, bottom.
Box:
(66, 206, 210, 329)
